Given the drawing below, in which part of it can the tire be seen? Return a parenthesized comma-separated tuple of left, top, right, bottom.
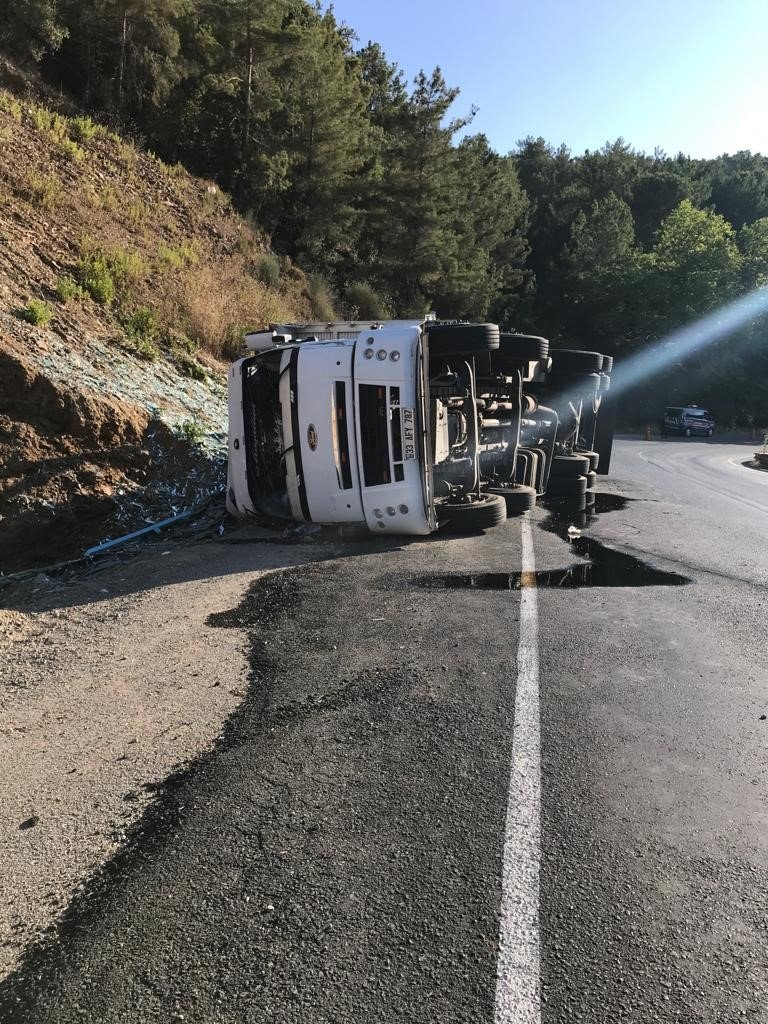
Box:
(550, 454, 590, 478)
(486, 483, 537, 515)
(427, 322, 500, 356)
(579, 450, 600, 472)
(550, 349, 604, 373)
(497, 333, 549, 362)
(438, 492, 507, 532)
(586, 470, 597, 489)
(601, 355, 614, 373)
(585, 490, 596, 506)
(547, 474, 587, 497)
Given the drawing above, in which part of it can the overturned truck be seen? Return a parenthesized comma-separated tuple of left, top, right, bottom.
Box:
(226, 319, 614, 535)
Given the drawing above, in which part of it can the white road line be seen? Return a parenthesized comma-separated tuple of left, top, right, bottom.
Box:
(493, 518, 541, 1024)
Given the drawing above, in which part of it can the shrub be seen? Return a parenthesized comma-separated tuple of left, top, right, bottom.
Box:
(26, 172, 62, 210)
(177, 354, 208, 381)
(29, 106, 54, 134)
(0, 92, 22, 121)
(121, 307, 160, 361)
(177, 419, 206, 444)
(59, 138, 85, 163)
(344, 282, 391, 320)
(69, 116, 99, 142)
(254, 253, 280, 289)
(109, 248, 146, 285)
(55, 276, 87, 303)
(76, 252, 115, 304)
(20, 300, 53, 326)
(307, 275, 335, 320)
(123, 306, 157, 339)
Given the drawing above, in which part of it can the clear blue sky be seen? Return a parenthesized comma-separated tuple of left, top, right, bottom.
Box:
(326, 0, 768, 158)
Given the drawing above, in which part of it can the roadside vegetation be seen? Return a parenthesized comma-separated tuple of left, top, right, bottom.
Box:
(0, 84, 312, 377)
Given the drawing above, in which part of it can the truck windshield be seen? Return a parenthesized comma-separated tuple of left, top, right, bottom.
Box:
(242, 351, 291, 518)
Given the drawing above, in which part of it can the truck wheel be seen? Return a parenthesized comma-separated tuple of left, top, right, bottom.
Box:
(427, 322, 500, 356)
(550, 349, 604, 373)
(438, 492, 507, 532)
(586, 470, 597, 489)
(550, 454, 590, 478)
(579, 450, 600, 471)
(547, 475, 587, 497)
(492, 333, 549, 371)
(486, 483, 537, 515)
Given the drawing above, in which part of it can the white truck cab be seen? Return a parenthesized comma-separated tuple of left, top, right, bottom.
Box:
(227, 319, 437, 536)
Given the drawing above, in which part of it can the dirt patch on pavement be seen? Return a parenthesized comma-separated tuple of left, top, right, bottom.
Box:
(0, 535, 324, 980)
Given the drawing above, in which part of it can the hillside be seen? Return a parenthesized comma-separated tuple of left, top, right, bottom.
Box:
(0, 82, 313, 573)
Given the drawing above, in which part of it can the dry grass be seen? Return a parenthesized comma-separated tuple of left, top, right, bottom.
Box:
(0, 86, 316, 363)
(167, 263, 291, 360)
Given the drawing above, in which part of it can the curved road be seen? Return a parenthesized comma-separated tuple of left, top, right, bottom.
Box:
(1, 439, 766, 1023)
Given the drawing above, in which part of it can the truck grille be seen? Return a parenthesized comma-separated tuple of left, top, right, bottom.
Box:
(358, 384, 391, 486)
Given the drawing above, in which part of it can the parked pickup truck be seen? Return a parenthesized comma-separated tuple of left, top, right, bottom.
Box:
(226, 319, 615, 535)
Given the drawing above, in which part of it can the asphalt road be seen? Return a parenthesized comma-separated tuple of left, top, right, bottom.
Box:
(1, 438, 767, 1023)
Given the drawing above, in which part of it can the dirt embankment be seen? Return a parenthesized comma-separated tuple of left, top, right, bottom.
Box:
(0, 62, 315, 573)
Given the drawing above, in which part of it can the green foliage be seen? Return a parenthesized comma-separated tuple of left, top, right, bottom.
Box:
(177, 354, 208, 381)
(254, 253, 280, 289)
(55, 275, 87, 303)
(344, 282, 390, 320)
(25, 171, 62, 210)
(650, 200, 741, 322)
(76, 251, 115, 304)
(59, 137, 85, 163)
(738, 218, 768, 290)
(0, 91, 23, 121)
(69, 116, 100, 142)
(0, 0, 67, 61)
(176, 419, 206, 444)
(171, 333, 199, 356)
(307, 275, 335, 320)
(121, 307, 160, 360)
(157, 242, 197, 268)
(20, 299, 53, 326)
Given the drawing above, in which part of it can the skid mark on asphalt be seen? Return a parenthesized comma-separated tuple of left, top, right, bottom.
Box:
(493, 518, 541, 1024)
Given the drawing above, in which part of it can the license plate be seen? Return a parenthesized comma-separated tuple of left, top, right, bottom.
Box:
(402, 407, 417, 460)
